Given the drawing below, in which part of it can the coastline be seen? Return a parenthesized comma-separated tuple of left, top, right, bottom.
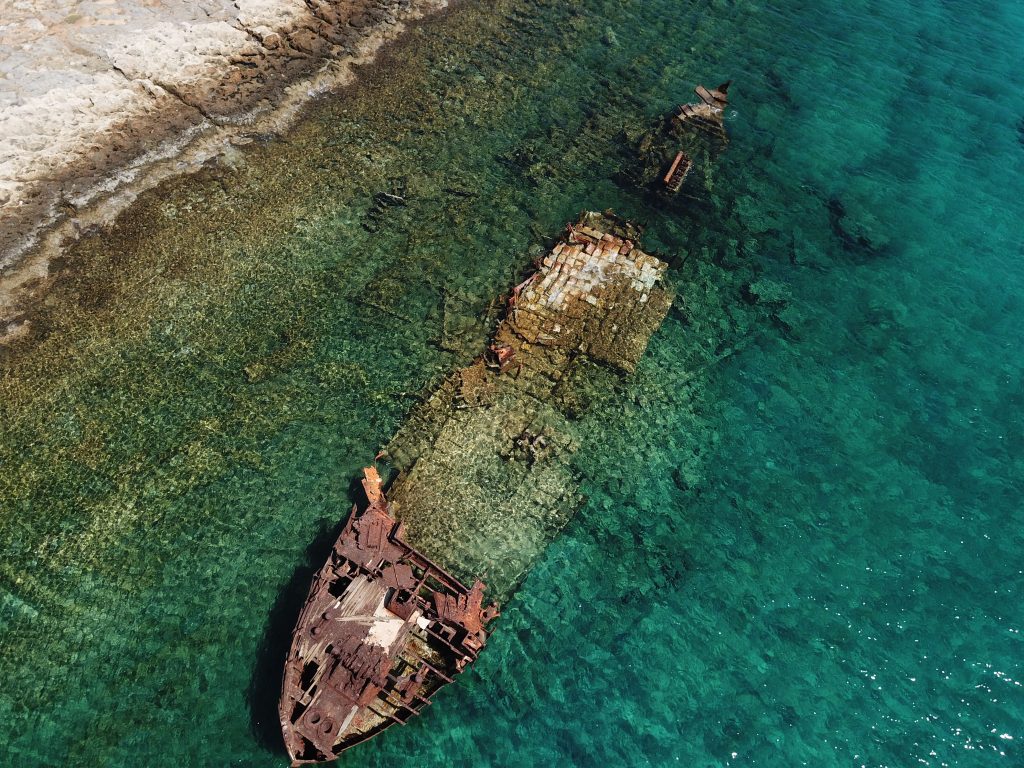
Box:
(0, 0, 449, 344)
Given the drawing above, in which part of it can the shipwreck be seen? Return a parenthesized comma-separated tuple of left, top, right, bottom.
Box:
(279, 210, 676, 763)
(278, 85, 735, 764)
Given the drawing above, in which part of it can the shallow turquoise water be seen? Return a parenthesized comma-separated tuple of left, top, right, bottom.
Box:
(1, 0, 1022, 766)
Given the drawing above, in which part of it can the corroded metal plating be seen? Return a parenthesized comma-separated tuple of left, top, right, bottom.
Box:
(279, 468, 498, 765)
(663, 150, 693, 193)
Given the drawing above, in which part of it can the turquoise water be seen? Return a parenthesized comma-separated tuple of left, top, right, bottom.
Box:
(1, 0, 1022, 766)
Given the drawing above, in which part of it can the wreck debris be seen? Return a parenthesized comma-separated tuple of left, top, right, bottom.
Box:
(663, 150, 693, 193)
(487, 343, 518, 374)
(279, 467, 498, 765)
(673, 80, 732, 148)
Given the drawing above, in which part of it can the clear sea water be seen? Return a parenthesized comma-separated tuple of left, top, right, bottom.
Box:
(1, 0, 1022, 766)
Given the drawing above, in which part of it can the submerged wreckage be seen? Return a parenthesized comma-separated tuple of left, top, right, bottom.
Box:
(630, 80, 732, 196)
(279, 212, 673, 764)
(280, 82, 732, 764)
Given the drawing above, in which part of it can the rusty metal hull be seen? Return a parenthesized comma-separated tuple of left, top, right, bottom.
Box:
(278, 468, 497, 765)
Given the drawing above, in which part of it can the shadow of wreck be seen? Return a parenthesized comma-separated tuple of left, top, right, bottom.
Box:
(246, 513, 350, 757)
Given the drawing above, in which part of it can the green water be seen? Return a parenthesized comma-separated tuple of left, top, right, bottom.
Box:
(2, 0, 1022, 765)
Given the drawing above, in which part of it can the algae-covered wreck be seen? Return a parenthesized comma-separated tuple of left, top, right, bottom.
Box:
(278, 211, 674, 764)
(630, 81, 732, 196)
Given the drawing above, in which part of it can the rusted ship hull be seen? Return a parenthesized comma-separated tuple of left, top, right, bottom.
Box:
(278, 468, 497, 765)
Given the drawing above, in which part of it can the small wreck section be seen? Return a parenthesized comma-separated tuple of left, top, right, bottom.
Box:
(628, 80, 732, 196)
(384, 211, 673, 601)
(674, 81, 732, 151)
(279, 467, 499, 765)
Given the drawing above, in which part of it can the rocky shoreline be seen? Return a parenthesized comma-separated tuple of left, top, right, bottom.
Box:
(0, 0, 448, 343)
